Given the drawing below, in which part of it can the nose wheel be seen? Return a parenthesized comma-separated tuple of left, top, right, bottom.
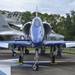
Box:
(32, 63, 39, 71)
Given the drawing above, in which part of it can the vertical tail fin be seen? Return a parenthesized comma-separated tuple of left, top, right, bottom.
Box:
(36, 5, 38, 17)
(0, 13, 11, 31)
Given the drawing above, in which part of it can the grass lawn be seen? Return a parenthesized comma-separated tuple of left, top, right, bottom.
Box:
(62, 49, 75, 54)
(8, 46, 75, 54)
(27, 47, 75, 54)
(28, 47, 75, 54)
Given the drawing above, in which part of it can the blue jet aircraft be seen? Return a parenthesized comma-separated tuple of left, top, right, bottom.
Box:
(0, 9, 75, 71)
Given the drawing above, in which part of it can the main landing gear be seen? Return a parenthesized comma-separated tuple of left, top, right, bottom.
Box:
(25, 47, 29, 54)
(57, 45, 62, 57)
(19, 46, 24, 63)
(32, 48, 39, 71)
(40, 46, 46, 55)
(12, 45, 16, 57)
(50, 46, 56, 63)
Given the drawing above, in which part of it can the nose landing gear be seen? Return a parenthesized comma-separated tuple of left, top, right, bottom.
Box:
(32, 48, 39, 71)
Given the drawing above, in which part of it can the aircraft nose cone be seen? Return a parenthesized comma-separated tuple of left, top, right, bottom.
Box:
(33, 39, 41, 44)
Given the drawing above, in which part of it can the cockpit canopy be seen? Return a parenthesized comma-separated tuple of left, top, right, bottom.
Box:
(34, 18, 41, 27)
(32, 17, 42, 27)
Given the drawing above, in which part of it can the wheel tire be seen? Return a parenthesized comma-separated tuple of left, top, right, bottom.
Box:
(40, 50, 45, 55)
(25, 50, 29, 54)
(19, 56, 22, 63)
(32, 64, 39, 71)
(14, 52, 17, 56)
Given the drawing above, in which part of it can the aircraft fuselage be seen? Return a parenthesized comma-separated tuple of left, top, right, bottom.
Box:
(30, 17, 44, 46)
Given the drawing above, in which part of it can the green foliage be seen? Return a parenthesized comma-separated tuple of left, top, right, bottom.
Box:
(21, 11, 32, 24)
(20, 10, 75, 40)
(1, 9, 74, 40)
(0, 10, 8, 14)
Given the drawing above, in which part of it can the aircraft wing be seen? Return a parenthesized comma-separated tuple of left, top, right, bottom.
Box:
(0, 40, 75, 48)
(44, 40, 75, 47)
(0, 41, 31, 45)
(0, 42, 9, 48)
(0, 41, 31, 48)
(44, 41, 65, 46)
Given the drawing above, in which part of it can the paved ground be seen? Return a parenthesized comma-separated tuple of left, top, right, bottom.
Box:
(0, 50, 75, 75)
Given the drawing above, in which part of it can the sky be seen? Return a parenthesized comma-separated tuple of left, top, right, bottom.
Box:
(0, 0, 75, 16)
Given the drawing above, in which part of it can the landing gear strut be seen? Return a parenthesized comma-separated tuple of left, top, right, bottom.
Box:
(19, 46, 24, 63)
(25, 47, 29, 54)
(57, 45, 62, 57)
(50, 46, 56, 63)
(12, 45, 17, 57)
(32, 48, 39, 71)
(40, 46, 46, 55)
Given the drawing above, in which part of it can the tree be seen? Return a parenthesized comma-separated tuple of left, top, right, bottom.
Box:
(21, 11, 32, 24)
(70, 11, 75, 40)
(65, 13, 73, 40)
(21, 10, 75, 40)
